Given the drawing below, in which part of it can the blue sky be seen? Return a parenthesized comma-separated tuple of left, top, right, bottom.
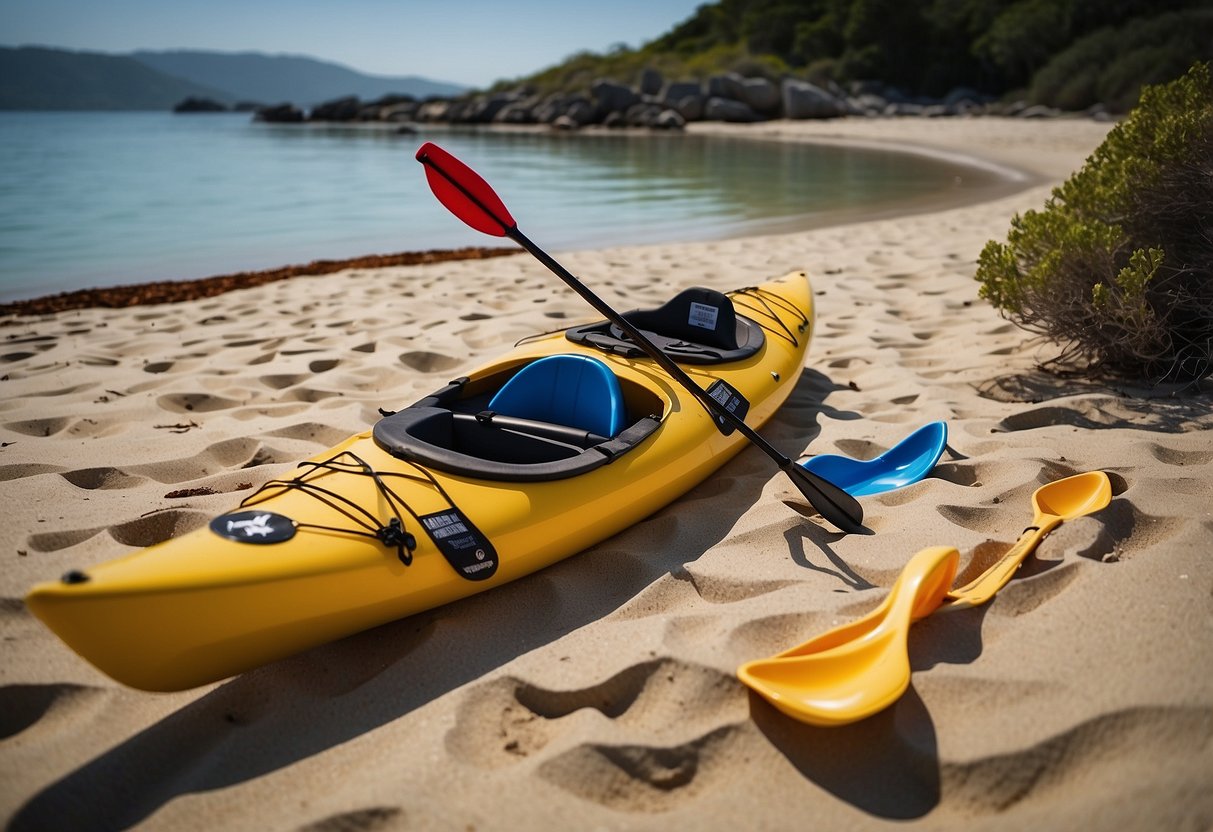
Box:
(1, 0, 707, 87)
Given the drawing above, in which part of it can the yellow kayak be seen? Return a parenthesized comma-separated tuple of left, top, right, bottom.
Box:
(25, 271, 814, 691)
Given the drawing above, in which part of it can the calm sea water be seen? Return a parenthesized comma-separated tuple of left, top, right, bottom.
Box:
(0, 111, 1010, 302)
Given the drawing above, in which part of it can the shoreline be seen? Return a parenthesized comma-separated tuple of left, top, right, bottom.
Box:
(1, 116, 1103, 318)
(0, 247, 517, 317)
(4, 116, 1210, 832)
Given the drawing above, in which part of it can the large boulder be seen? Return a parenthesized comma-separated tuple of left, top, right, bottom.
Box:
(533, 93, 597, 125)
(415, 100, 452, 121)
(782, 79, 843, 119)
(739, 77, 781, 115)
(173, 97, 227, 113)
(943, 86, 987, 109)
(640, 68, 664, 96)
(660, 80, 702, 105)
(654, 109, 686, 130)
(255, 103, 304, 123)
(495, 101, 538, 123)
(625, 101, 666, 127)
(707, 73, 747, 101)
(704, 96, 761, 122)
(591, 79, 639, 113)
(565, 97, 598, 125)
(380, 101, 420, 122)
(309, 96, 362, 121)
(460, 93, 516, 123)
(674, 94, 705, 121)
(845, 93, 889, 116)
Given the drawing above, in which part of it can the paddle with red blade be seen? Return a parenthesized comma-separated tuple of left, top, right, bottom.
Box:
(415, 142, 864, 533)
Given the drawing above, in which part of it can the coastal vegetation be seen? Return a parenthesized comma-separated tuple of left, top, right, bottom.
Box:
(975, 62, 1213, 384)
(502, 0, 1211, 113)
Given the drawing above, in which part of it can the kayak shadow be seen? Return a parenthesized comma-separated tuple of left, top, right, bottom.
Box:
(7, 465, 811, 826)
(10, 368, 858, 831)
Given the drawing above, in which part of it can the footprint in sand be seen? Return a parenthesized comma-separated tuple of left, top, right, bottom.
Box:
(281, 386, 343, 404)
(297, 807, 403, 832)
(719, 610, 830, 660)
(259, 373, 308, 390)
(308, 358, 340, 373)
(608, 569, 796, 622)
(397, 351, 464, 373)
(59, 466, 148, 490)
(262, 421, 350, 447)
(106, 508, 210, 548)
(1145, 442, 1212, 466)
(0, 463, 67, 481)
(934, 503, 1005, 535)
(930, 461, 989, 488)
(937, 705, 1213, 817)
(535, 724, 751, 812)
(3, 416, 72, 437)
(26, 525, 106, 553)
(125, 437, 293, 484)
(446, 659, 746, 772)
(156, 392, 243, 413)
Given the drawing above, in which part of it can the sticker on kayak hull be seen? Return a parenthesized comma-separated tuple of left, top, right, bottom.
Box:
(419, 508, 498, 581)
(210, 510, 297, 543)
(705, 379, 750, 436)
(688, 301, 720, 331)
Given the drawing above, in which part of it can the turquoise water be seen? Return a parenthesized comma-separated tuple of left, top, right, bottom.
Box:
(0, 112, 1008, 302)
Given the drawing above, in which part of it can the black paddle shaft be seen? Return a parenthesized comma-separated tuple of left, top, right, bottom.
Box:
(416, 147, 863, 532)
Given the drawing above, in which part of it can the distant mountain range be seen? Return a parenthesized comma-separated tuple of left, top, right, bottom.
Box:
(0, 46, 469, 110)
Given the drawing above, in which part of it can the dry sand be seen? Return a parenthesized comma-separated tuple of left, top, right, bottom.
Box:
(2, 117, 1211, 831)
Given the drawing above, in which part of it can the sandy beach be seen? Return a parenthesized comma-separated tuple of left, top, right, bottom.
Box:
(2, 116, 1211, 831)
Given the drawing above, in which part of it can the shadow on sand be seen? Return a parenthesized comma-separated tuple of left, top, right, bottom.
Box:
(9, 370, 855, 830)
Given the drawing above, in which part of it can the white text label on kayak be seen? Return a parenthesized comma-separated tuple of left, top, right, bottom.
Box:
(688, 302, 720, 331)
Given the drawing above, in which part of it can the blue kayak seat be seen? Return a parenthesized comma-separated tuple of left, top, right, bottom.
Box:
(487, 354, 627, 439)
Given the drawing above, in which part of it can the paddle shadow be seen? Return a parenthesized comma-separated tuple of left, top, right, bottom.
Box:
(782, 524, 875, 590)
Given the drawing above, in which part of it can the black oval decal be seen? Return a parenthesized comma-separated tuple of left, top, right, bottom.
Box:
(419, 508, 498, 581)
(210, 510, 297, 544)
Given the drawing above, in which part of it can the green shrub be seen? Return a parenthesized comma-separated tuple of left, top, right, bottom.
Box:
(975, 61, 1213, 384)
(1030, 10, 1213, 112)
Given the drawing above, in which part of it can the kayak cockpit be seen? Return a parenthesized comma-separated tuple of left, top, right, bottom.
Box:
(374, 355, 663, 482)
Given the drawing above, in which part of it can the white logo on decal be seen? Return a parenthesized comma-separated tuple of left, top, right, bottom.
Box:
(226, 514, 275, 537)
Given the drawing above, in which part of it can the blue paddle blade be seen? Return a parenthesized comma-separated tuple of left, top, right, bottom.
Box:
(800, 421, 947, 497)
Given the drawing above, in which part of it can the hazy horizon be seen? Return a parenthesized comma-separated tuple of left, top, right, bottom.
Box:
(1, 0, 705, 88)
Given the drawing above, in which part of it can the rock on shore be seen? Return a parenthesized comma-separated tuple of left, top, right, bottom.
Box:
(246, 68, 1113, 131)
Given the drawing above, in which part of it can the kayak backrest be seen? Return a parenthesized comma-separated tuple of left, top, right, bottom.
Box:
(625, 287, 740, 351)
(488, 354, 626, 438)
